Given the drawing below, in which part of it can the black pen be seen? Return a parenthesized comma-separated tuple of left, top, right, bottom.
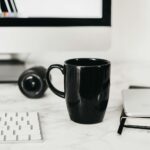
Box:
(129, 85, 150, 89)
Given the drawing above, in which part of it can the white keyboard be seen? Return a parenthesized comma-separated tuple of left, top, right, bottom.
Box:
(0, 112, 43, 143)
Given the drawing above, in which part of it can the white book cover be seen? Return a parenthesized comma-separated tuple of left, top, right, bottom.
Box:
(122, 89, 150, 117)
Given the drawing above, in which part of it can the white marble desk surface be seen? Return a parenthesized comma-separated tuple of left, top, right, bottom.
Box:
(0, 61, 150, 150)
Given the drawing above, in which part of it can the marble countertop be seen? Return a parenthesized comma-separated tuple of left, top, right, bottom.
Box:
(0, 61, 150, 150)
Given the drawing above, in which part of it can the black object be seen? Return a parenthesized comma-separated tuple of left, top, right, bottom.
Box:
(117, 109, 127, 135)
(0, 0, 111, 26)
(129, 85, 150, 89)
(0, 0, 8, 12)
(18, 66, 48, 98)
(0, 0, 18, 12)
(46, 58, 111, 124)
(0, 59, 25, 83)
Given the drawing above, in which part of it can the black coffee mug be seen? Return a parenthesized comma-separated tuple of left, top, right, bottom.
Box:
(46, 58, 111, 124)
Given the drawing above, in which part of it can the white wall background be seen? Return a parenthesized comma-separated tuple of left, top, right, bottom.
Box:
(104, 0, 150, 62)
(87, 0, 150, 62)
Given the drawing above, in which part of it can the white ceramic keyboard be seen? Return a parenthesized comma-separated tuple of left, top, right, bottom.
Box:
(0, 112, 42, 143)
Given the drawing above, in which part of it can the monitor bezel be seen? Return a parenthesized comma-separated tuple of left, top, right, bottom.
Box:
(0, 0, 111, 26)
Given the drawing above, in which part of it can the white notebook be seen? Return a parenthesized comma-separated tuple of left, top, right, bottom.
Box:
(122, 89, 150, 117)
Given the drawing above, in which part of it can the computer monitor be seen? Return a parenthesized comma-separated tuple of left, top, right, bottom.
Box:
(0, 0, 111, 52)
(0, 0, 111, 82)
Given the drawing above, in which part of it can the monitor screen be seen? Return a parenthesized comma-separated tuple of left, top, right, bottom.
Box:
(15, 0, 103, 18)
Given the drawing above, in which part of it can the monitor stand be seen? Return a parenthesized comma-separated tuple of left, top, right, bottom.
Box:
(0, 53, 26, 83)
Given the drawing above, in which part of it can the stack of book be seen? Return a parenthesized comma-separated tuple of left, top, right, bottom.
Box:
(118, 86, 150, 135)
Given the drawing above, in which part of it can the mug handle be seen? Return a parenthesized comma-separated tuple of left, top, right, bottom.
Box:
(46, 64, 65, 98)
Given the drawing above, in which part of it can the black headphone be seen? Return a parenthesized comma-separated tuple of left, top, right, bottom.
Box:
(18, 66, 49, 98)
